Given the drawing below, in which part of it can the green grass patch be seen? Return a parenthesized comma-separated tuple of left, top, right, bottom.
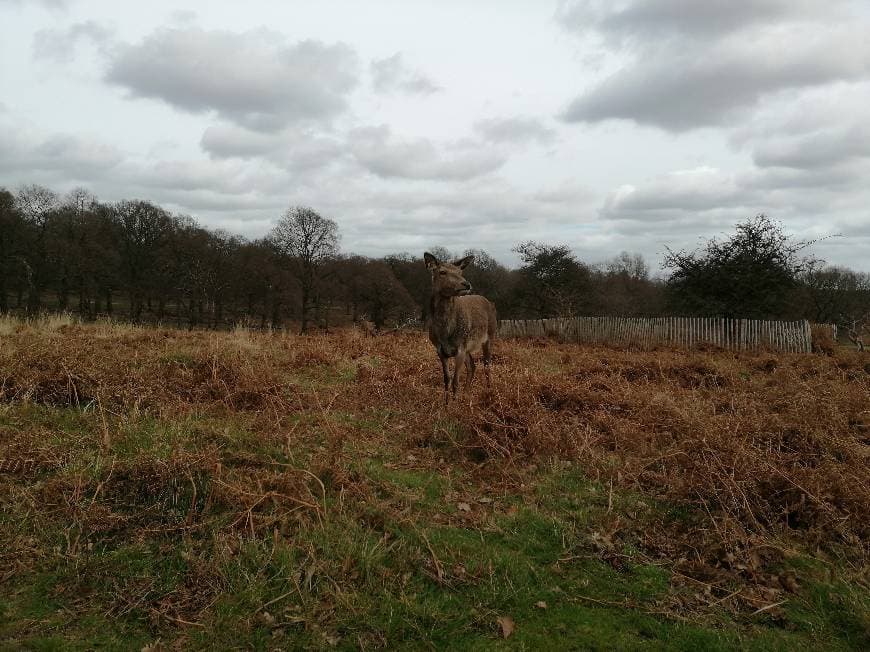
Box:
(3, 398, 868, 650)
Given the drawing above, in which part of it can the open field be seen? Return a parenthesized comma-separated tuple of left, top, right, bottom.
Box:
(1, 316, 868, 650)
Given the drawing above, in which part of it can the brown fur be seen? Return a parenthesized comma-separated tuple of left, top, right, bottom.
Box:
(424, 252, 497, 402)
(354, 317, 377, 337)
(845, 314, 867, 352)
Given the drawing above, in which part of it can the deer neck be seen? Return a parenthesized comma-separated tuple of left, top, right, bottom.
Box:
(430, 293, 459, 330)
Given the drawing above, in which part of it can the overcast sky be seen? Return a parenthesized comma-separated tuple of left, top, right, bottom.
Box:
(1, 0, 869, 270)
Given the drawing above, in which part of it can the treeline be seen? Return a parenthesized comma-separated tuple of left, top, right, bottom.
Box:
(1, 184, 868, 332)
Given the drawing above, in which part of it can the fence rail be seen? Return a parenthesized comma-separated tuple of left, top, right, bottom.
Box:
(498, 316, 814, 353)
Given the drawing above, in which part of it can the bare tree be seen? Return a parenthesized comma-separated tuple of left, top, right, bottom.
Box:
(16, 184, 59, 312)
(0, 189, 25, 313)
(16, 184, 59, 228)
(112, 200, 174, 322)
(461, 247, 514, 309)
(512, 241, 590, 318)
(269, 206, 339, 333)
(800, 266, 870, 325)
(606, 251, 650, 280)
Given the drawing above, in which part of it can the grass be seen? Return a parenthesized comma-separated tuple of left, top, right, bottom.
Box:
(1, 319, 868, 649)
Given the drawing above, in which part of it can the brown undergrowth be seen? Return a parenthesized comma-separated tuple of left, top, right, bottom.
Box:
(1, 320, 868, 637)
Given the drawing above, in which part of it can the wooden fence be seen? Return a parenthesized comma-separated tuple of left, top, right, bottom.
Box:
(497, 316, 813, 353)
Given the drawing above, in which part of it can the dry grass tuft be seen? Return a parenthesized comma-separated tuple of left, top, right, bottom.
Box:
(811, 323, 837, 355)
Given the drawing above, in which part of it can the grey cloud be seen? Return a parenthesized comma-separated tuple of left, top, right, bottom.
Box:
(0, 0, 71, 9)
(348, 126, 506, 181)
(370, 53, 439, 95)
(105, 27, 359, 132)
(597, 162, 870, 260)
(725, 83, 870, 172)
(740, 164, 864, 191)
(601, 168, 748, 218)
(559, 0, 870, 132)
(131, 159, 259, 194)
(0, 115, 290, 221)
(143, 189, 286, 214)
(556, 0, 817, 42)
(33, 21, 112, 62)
(200, 125, 346, 174)
(0, 124, 123, 179)
(474, 116, 556, 145)
(200, 126, 275, 160)
(533, 181, 594, 205)
(753, 126, 870, 169)
(743, 85, 870, 170)
(563, 30, 870, 131)
(0, 117, 585, 261)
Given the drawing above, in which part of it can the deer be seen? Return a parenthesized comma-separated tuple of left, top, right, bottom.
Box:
(844, 313, 868, 352)
(424, 252, 497, 403)
(353, 315, 378, 337)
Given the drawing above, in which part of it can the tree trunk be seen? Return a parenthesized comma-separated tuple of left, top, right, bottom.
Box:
(78, 288, 88, 318)
(300, 286, 310, 334)
(271, 295, 281, 329)
(59, 274, 69, 310)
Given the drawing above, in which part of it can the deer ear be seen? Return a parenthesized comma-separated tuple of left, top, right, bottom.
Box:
(424, 252, 439, 269)
(454, 255, 474, 270)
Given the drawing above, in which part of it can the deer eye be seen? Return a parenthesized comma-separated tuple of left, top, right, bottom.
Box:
(439, 270, 447, 276)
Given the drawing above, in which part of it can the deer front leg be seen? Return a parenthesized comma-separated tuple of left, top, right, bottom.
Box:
(451, 349, 467, 399)
(438, 353, 450, 404)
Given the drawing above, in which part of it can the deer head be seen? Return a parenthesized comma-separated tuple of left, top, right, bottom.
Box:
(424, 252, 473, 298)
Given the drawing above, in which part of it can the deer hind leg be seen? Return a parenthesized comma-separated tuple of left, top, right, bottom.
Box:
(465, 354, 476, 390)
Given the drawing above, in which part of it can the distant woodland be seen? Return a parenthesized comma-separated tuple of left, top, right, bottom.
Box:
(1, 184, 868, 332)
